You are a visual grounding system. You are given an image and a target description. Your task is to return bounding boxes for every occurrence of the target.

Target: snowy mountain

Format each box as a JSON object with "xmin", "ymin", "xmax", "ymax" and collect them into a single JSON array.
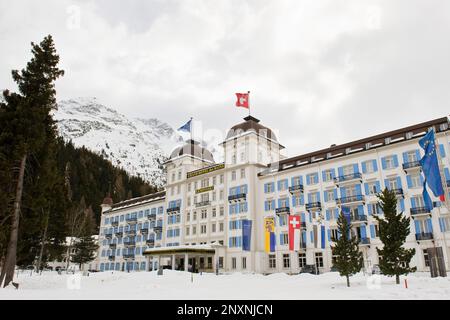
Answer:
[{"xmin": 54, "ymin": 97, "xmax": 185, "ymax": 187}]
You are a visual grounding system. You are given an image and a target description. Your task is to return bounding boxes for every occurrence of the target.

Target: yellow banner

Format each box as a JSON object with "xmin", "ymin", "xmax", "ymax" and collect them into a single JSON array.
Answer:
[{"xmin": 264, "ymin": 217, "xmax": 275, "ymax": 253}]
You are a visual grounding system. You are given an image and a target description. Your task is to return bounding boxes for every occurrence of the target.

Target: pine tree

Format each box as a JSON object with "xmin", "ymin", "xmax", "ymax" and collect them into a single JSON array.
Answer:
[
  {"xmin": 0, "ymin": 35, "xmax": 64, "ymax": 287},
  {"xmin": 71, "ymin": 206, "xmax": 98, "ymax": 271},
  {"xmin": 374, "ymin": 188, "xmax": 416, "ymax": 284},
  {"xmin": 331, "ymin": 211, "xmax": 364, "ymax": 287}
]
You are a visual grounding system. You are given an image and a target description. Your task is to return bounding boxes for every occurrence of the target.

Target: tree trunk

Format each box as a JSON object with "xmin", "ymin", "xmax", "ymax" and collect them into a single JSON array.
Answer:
[
  {"xmin": 36, "ymin": 212, "xmax": 49, "ymax": 272},
  {"xmin": 396, "ymin": 274, "xmax": 400, "ymax": 284},
  {"xmin": 346, "ymin": 275, "xmax": 350, "ymax": 287},
  {"xmin": 0, "ymin": 154, "xmax": 27, "ymax": 287}
]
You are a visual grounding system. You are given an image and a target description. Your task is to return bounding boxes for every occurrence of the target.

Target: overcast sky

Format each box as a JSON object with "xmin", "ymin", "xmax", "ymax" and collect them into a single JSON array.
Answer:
[{"xmin": 1, "ymin": 0, "xmax": 449, "ymax": 158}]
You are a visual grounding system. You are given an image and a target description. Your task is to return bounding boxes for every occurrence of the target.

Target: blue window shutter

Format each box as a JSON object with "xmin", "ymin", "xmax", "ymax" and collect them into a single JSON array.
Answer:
[
  {"xmin": 396, "ymin": 177, "xmax": 402, "ymax": 189},
  {"xmin": 301, "ymin": 212, "xmax": 306, "ymax": 222},
  {"xmin": 322, "ymin": 171, "xmax": 327, "ymax": 181},
  {"xmin": 314, "ymin": 173, "xmax": 319, "ymax": 184},
  {"xmin": 439, "ymin": 144, "xmax": 446, "ymax": 158},
  {"xmin": 326, "ymin": 210, "xmax": 330, "ymax": 221},
  {"xmin": 439, "ymin": 218, "xmax": 445, "ymax": 232},
  {"xmin": 361, "ymin": 225, "xmax": 367, "ymax": 238},
  {"xmin": 375, "ymin": 181, "xmax": 381, "ymax": 192},
  {"xmin": 338, "ymin": 167, "xmax": 344, "ymax": 177},
  {"xmin": 310, "ymin": 231, "xmax": 313, "ymax": 242},
  {"xmin": 228, "ymin": 238, "xmax": 232, "ymax": 247},
  {"xmin": 306, "ymin": 175, "xmax": 310, "ymax": 185},
  {"xmin": 323, "ymin": 191, "xmax": 327, "ymax": 202},
  {"xmin": 291, "ymin": 177, "xmax": 295, "ymax": 186},
  {"xmin": 271, "ymin": 182, "xmax": 275, "ymax": 191},
  {"xmin": 362, "ymin": 162, "xmax": 367, "ymax": 174},
  {"xmin": 357, "ymin": 205, "xmax": 364, "ymax": 216},
  {"xmin": 333, "ymin": 189, "xmax": 338, "ymax": 200},
  {"xmin": 414, "ymin": 220, "xmax": 421, "ymax": 233},
  {"xmin": 402, "ymin": 152, "xmax": 408, "ymax": 164},
  {"xmin": 381, "ymin": 157, "xmax": 387, "ymax": 170},
  {"xmin": 327, "ymin": 229, "xmax": 331, "ymax": 242},
  {"xmin": 370, "ymin": 225, "xmax": 375, "ymax": 238},
  {"xmin": 271, "ymin": 200, "xmax": 276, "ymax": 209},
  {"xmin": 364, "ymin": 183, "xmax": 369, "ymax": 195},
  {"xmin": 334, "ymin": 208, "xmax": 339, "ymax": 219},
  {"xmin": 399, "ymin": 199, "xmax": 405, "ymax": 212},
  {"xmin": 393, "ymin": 155, "xmax": 399, "ymax": 167},
  {"xmin": 309, "ymin": 213, "xmax": 312, "ymax": 223},
  {"xmin": 367, "ymin": 204, "xmax": 372, "ymax": 216},
  {"xmin": 316, "ymin": 192, "xmax": 320, "ymax": 202},
  {"xmin": 415, "ymin": 149, "xmax": 421, "ymax": 161},
  {"xmin": 308, "ymin": 193, "xmax": 312, "ymax": 203},
  {"xmin": 353, "ymin": 163, "xmax": 359, "ymax": 173},
  {"xmin": 292, "ymin": 195, "xmax": 296, "ymax": 207},
  {"xmin": 426, "ymin": 219, "xmax": 433, "ymax": 233},
  {"xmin": 264, "ymin": 184, "xmax": 268, "ymax": 193},
  {"xmin": 279, "ymin": 234, "xmax": 283, "ymax": 245},
  {"xmin": 236, "ymin": 186, "xmax": 241, "ymax": 194},
  {"xmin": 384, "ymin": 179, "xmax": 389, "ymax": 190},
  {"xmin": 411, "ymin": 198, "xmax": 416, "ymax": 208},
  {"xmin": 302, "ymin": 231, "xmax": 307, "ymax": 244},
  {"xmin": 355, "ymin": 184, "xmax": 362, "ymax": 195},
  {"xmin": 278, "ymin": 199, "xmax": 282, "ymax": 208},
  {"xmin": 277, "ymin": 180, "xmax": 281, "ymax": 190},
  {"xmin": 264, "ymin": 201, "xmax": 269, "ymax": 211},
  {"xmin": 300, "ymin": 194, "xmax": 305, "ymax": 205},
  {"xmin": 406, "ymin": 175, "xmax": 412, "ymax": 188},
  {"xmin": 340, "ymin": 187, "xmax": 347, "ymax": 198},
  {"xmin": 444, "ymin": 168, "xmax": 450, "ymax": 180},
  {"xmin": 372, "ymin": 160, "xmax": 378, "ymax": 172}
]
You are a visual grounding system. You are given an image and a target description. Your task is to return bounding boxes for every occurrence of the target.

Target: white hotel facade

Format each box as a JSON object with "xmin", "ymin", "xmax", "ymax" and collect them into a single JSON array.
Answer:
[{"xmin": 98, "ymin": 115, "xmax": 450, "ymax": 274}]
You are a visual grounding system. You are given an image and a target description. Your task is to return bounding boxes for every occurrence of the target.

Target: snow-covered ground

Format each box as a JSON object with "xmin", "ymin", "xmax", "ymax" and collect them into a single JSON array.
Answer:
[{"xmin": 1, "ymin": 270, "xmax": 449, "ymax": 300}]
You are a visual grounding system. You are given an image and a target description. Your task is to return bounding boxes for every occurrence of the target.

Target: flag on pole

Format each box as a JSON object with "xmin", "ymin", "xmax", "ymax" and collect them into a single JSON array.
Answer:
[
  {"xmin": 264, "ymin": 217, "xmax": 276, "ymax": 253},
  {"xmin": 422, "ymin": 179, "xmax": 434, "ymax": 211},
  {"xmin": 242, "ymin": 219, "xmax": 252, "ymax": 251},
  {"xmin": 178, "ymin": 119, "xmax": 192, "ymax": 133},
  {"xmin": 235, "ymin": 92, "xmax": 249, "ymax": 109},
  {"xmin": 320, "ymin": 225, "xmax": 326, "ymax": 249},
  {"xmin": 342, "ymin": 206, "xmax": 351, "ymax": 224},
  {"xmin": 288, "ymin": 215, "xmax": 301, "ymax": 251},
  {"xmin": 419, "ymin": 129, "xmax": 445, "ymax": 201}
]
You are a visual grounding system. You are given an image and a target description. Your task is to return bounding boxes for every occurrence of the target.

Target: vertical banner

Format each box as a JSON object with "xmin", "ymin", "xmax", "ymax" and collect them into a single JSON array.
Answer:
[
  {"xmin": 321, "ymin": 225, "xmax": 326, "ymax": 249},
  {"xmin": 242, "ymin": 219, "xmax": 252, "ymax": 251},
  {"xmin": 342, "ymin": 206, "xmax": 351, "ymax": 223},
  {"xmin": 288, "ymin": 215, "xmax": 301, "ymax": 251},
  {"xmin": 264, "ymin": 217, "xmax": 275, "ymax": 253},
  {"xmin": 313, "ymin": 224, "xmax": 318, "ymax": 248}
]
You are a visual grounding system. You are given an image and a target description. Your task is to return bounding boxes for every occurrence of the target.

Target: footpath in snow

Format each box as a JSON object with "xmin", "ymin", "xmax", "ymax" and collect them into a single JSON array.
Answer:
[{"xmin": 1, "ymin": 270, "xmax": 449, "ymax": 300}]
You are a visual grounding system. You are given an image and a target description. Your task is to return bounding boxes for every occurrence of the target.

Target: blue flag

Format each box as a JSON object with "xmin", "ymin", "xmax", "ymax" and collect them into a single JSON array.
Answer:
[
  {"xmin": 242, "ymin": 219, "xmax": 252, "ymax": 251},
  {"xmin": 419, "ymin": 129, "xmax": 445, "ymax": 201},
  {"xmin": 422, "ymin": 180, "xmax": 433, "ymax": 211},
  {"xmin": 178, "ymin": 119, "xmax": 192, "ymax": 133},
  {"xmin": 342, "ymin": 206, "xmax": 351, "ymax": 224}
]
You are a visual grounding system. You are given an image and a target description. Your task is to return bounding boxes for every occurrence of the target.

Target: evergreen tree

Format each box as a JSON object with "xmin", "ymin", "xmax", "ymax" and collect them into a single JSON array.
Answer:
[
  {"xmin": 374, "ymin": 188, "xmax": 416, "ymax": 284},
  {"xmin": 71, "ymin": 206, "xmax": 98, "ymax": 270},
  {"xmin": 0, "ymin": 35, "xmax": 64, "ymax": 287},
  {"xmin": 331, "ymin": 211, "xmax": 364, "ymax": 287}
]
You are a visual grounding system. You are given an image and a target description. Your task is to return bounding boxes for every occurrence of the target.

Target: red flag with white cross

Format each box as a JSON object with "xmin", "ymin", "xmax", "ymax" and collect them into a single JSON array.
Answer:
[
  {"xmin": 235, "ymin": 92, "xmax": 249, "ymax": 109},
  {"xmin": 289, "ymin": 215, "xmax": 301, "ymax": 251}
]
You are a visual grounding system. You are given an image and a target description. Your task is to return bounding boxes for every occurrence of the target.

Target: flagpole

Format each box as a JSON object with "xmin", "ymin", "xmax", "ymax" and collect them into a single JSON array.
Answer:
[
  {"xmin": 247, "ymin": 91, "xmax": 251, "ymax": 117},
  {"xmin": 190, "ymin": 117, "xmax": 193, "ymax": 142}
]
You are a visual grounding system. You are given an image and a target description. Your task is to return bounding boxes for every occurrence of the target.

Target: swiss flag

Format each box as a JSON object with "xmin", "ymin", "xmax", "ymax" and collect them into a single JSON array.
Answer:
[
  {"xmin": 288, "ymin": 215, "xmax": 301, "ymax": 251},
  {"xmin": 235, "ymin": 92, "xmax": 249, "ymax": 109}
]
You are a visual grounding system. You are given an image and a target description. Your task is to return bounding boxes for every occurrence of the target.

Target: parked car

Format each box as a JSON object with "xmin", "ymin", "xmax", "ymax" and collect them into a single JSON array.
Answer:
[{"xmin": 299, "ymin": 265, "xmax": 319, "ymax": 275}]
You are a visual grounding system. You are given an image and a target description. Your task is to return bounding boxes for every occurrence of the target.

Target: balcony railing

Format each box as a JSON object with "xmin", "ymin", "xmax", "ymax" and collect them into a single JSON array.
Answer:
[
  {"xmin": 125, "ymin": 229, "xmax": 136, "ymax": 236},
  {"xmin": 402, "ymin": 161, "xmax": 421, "ymax": 171},
  {"xmin": 140, "ymin": 227, "xmax": 149, "ymax": 234},
  {"xmin": 410, "ymin": 207, "xmax": 431, "ymax": 216},
  {"xmin": 358, "ymin": 238, "xmax": 371, "ymax": 245},
  {"xmin": 153, "ymin": 226, "xmax": 163, "ymax": 233},
  {"xmin": 111, "ymin": 220, "xmax": 119, "ymax": 227},
  {"xmin": 147, "ymin": 213, "xmax": 156, "ymax": 220},
  {"xmin": 123, "ymin": 253, "xmax": 135, "ymax": 259},
  {"xmin": 275, "ymin": 207, "xmax": 290, "ymax": 215},
  {"xmin": 104, "ymin": 232, "xmax": 113, "ymax": 239},
  {"xmin": 351, "ymin": 215, "xmax": 368, "ymax": 224},
  {"xmin": 108, "ymin": 255, "xmax": 115, "ymax": 261},
  {"xmin": 167, "ymin": 206, "xmax": 181, "ymax": 214},
  {"xmin": 288, "ymin": 184, "xmax": 304, "ymax": 194},
  {"xmin": 146, "ymin": 239, "xmax": 155, "ymax": 246},
  {"xmin": 336, "ymin": 195, "xmax": 365, "ymax": 205},
  {"xmin": 109, "ymin": 243, "xmax": 117, "ymax": 249},
  {"xmin": 391, "ymin": 188, "xmax": 404, "ymax": 197},
  {"xmin": 333, "ymin": 173, "xmax": 362, "ymax": 185},
  {"xmin": 195, "ymin": 201, "xmax": 211, "ymax": 208},
  {"xmin": 305, "ymin": 202, "xmax": 321, "ymax": 211},
  {"xmin": 228, "ymin": 193, "xmax": 247, "ymax": 203},
  {"xmin": 123, "ymin": 240, "xmax": 136, "ymax": 247},
  {"xmin": 114, "ymin": 231, "xmax": 123, "ymax": 238},
  {"xmin": 125, "ymin": 216, "xmax": 137, "ymax": 223},
  {"xmin": 415, "ymin": 233, "xmax": 433, "ymax": 241}
]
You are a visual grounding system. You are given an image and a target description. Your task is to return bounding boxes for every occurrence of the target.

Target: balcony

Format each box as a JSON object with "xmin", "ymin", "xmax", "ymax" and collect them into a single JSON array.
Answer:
[
  {"xmin": 153, "ymin": 226, "xmax": 163, "ymax": 233},
  {"xmin": 415, "ymin": 232, "xmax": 433, "ymax": 241},
  {"xmin": 123, "ymin": 253, "xmax": 135, "ymax": 259},
  {"xmin": 228, "ymin": 193, "xmax": 247, "ymax": 203},
  {"xmin": 447, "ymin": 180, "xmax": 450, "ymax": 188},
  {"xmin": 410, "ymin": 207, "xmax": 431, "ymax": 217},
  {"xmin": 111, "ymin": 220, "xmax": 119, "ymax": 227},
  {"xmin": 275, "ymin": 206, "xmax": 290, "ymax": 215},
  {"xmin": 358, "ymin": 238, "xmax": 371, "ymax": 246},
  {"xmin": 123, "ymin": 240, "xmax": 136, "ymax": 247},
  {"xmin": 114, "ymin": 231, "xmax": 123, "ymax": 238},
  {"xmin": 351, "ymin": 215, "xmax": 368, "ymax": 224},
  {"xmin": 147, "ymin": 212, "xmax": 156, "ymax": 220},
  {"xmin": 305, "ymin": 202, "xmax": 322, "ymax": 211},
  {"xmin": 108, "ymin": 255, "xmax": 115, "ymax": 261},
  {"xmin": 146, "ymin": 238, "xmax": 155, "ymax": 246},
  {"xmin": 392, "ymin": 188, "xmax": 404, "ymax": 198},
  {"xmin": 140, "ymin": 227, "xmax": 149, "ymax": 234},
  {"xmin": 125, "ymin": 216, "xmax": 137, "ymax": 224},
  {"xmin": 109, "ymin": 243, "xmax": 117, "ymax": 249},
  {"xmin": 167, "ymin": 206, "xmax": 181, "ymax": 214},
  {"xmin": 104, "ymin": 232, "xmax": 113, "ymax": 239},
  {"xmin": 195, "ymin": 201, "xmax": 211, "ymax": 208},
  {"xmin": 402, "ymin": 161, "xmax": 421, "ymax": 172},
  {"xmin": 125, "ymin": 229, "xmax": 136, "ymax": 236},
  {"xmin": 300, "ymin": 222, "xmax": 306, "ymax": 229},
  {"xmin": 333, "ymin": 173, "xmax": 362, "ymax": 186},
  {"xmin": 336, "ymin": 195, "xmax": 365, "ymax": 205},
  {"xmin": 288, "ymin": 184, "xmax": 304, "ymax": 194}
]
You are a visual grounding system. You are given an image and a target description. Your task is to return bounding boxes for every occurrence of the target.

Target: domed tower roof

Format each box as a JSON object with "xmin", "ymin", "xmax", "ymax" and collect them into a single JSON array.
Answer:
[
  {"xmin": 102, "ymin": 193, "xmax": 113, "ymax": 206},
  {"xmin": 169, "ymin": 139, "xmax": 215, "ymax": 162},
  {"xmin": 225, "ymin": 116, "xmax": 281, "ymax": 146}
]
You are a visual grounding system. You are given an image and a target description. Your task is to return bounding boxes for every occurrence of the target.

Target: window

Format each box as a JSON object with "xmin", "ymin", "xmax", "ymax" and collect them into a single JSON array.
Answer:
[
  {"xmin": 325, "ymin": 190, "xmax": 335, "ymax": 202},
  {"xmin": 423, "ymin": 249, "xmax": 430, "ymax": 267},
  {"xmin": 309, "ymin": 192, "xmax": 319, "ymax": 203},
  {"xmin": 330, "ymin": 228, "xmax": 338, "ymax": 241},
  {"xmin": 268, "ymin": 254, "xmax": 276, "ymax": 269},
  {"xmin": 172, "ymin": 173, "xmax": 175, "ymax": 182},
  {"xmin": 187, "ymin": 197, "xmax": 191, "ymax": 206},
  {"xmin": 220, "ymin": 190, "xmax": 224, "ymax": 200},
  {"xmin": 212, "ymin": 191, "xmax": 216, "ymax": 201},
  {"xmin": 323, "ymin": 170, "xmax": 333, "ymax": 182},
  {"xmin": 212, "ymin": 223, "xmax": 216, "ymax": 233},
  {"xmin": 298, "ymin": 253, "xmax": 306, "ymax": 268},
  {"xmin": 186, "ymin": 227, "xmax": 190, "ymax": 236},
  {"xmin": 281, "ymin": 233, "xmax": 289, "ymax": 245},
  {"xmin": 343, "ymin": 164, "xmax": 355, "ymax": 175},
  {"xmin": 279, "ymin": 197, "xmax": 289, "ymax": 208},
  {"xmin": 307, "ymin": 173, "xmax": 318, "ymax": 185},
  {"xmin": 232, "ymin": 257, "xmax": 237, "ymax": 269},
  {"xmin": 188, "ymin": 183, "xmax": 191, "ymax": 192},
  {"xmin": 387, "ymin": 178, "xmax": 400, "ymax": 190},
  {"xmin": 186, "ymin": 212, "xmax": 190, "ymax": 221},
  {"xmin": 242, "ymin": 257, "xmax": 247, "ymax": 269},
  {"xmin": 232, "ymin": 154, "xmax": 237, "ymax": 164},
  {"xmin": 201, "ymin": 210, "xmax": 207, "ymax": 220},
  {"xmin": 220, "ymin": 174, "xmax": 224, "ymax": 184},
  {"xmin": 363, "ymin": 160, "xmax": 375, "ymax": 173},
  {"xmin": 177, "ymin": 185, "xmax": 180, "ymax": 194},
  {"xmin": 201, "ymin": 225, "xmax": 207, "ymax": 234},
  {"xmin": 231, "ymin": 171, "xmax": 236, "ymax": 181},
  {"xmin": 412, "ymin": 195, "xmax": 425, "ymax": 208},
  {"xmin": 283, "ymin": 254, "xmax": 290, "ymax": 268},
  {"xmin": 240, "ymin": 168, "xmax": 246, "ymax": 178},
  {"xmin": 192, "ymin": 226, "xmax": 197, "ymax": 235},
  {"xmin": 265, "ymin": 182, "xmax": 274, "ymax": 193},
  {"xmin": 212, "ymin": 208, "xmax": 216, "ymax": 217},
  {"xmin": 213, "ymin": 177, "xmax": 216, "ymax": 185},
  {"xmin": 178, "ymin": 170, "xmax": 182, "ymax": 180},
  {"xmin": 384, "ymin": 156, "xmax": 396, "ymax": 169},
  {"xmin": 292, "ymin": 176, "xmax": 302, "ymax": 186},
  {"xmin": 278, "ymin": 179, "xmax": 288, "ymax": 191},
  {"xmin": 369, "ymin": 203, "xmax": 383, "ymax": 215},
  {"xmin": 220, "ymin": 206, "xmax": 224, "ymax": 216},
  {"xmin": 219, "ymin": 222, "xmax": 224, "ymax": 232},
  {"xmin": 279, "ymin": 215, "xmax": 287, "ymax": 226},
  {"xmin": 219, "ymin": 257, "xmax": 224, "ymax": 268},
  {"xmin": 405, "ymin": 151, "xmax": 418, "ymax": 163},
  {"xmin": 315, "ymin": 252, "xmax": 324, "ymax": 268},
  {"xmin": 240, "ymin": 152, "xmax": 245, "ymax": 162},
  {"xmin": 367, "ymin": 182, "xmax": 378, "ymax": 195},
  {"xmin": 193, "ymin": 211, "xmax": 197, "ymax": 220},
  {"xmin": 410, "ymin": 174, "xmax": 421, "ymax": 188}
]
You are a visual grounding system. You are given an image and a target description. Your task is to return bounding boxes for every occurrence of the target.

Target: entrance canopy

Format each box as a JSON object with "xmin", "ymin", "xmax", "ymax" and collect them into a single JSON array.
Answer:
[{"xmin": 143, "ymin": 244, "xmax": 216, "ymax": 256}]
